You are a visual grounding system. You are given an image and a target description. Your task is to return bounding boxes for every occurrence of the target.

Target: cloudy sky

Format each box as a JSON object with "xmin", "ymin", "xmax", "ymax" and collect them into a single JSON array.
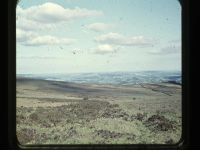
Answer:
[{"xmin": 17, "ymin": 0, "xmax": 181, "ymax": 74}]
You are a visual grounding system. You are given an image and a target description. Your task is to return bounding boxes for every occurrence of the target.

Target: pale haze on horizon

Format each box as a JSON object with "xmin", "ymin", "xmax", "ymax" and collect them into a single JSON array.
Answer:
[{"xmin": 16, "ymin": 0, "xmax": 181, "ymax": 74}]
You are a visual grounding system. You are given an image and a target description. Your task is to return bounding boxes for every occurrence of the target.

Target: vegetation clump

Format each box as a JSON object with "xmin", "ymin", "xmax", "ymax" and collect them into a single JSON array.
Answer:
[
  {"xmin": 83, "ymin": 96, "xmax": 89, "ymax": 100},
  {"xmin": 94, "ymin": 129, "xmax": 135, "ymax": 140},
  {"xmin": 145, "ymin": 115, "xmax": 174, "ymax": 131},
  {"xmin": 17, "ymin": 128, "xmax": 36, "ymax": 144},
  {"xmin": 134, "ymin": 113, "xmax": 146, "ymax": 121}
]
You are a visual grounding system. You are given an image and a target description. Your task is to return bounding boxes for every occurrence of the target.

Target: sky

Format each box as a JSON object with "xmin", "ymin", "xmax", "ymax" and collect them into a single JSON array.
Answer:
[{"xmin": 16, "ymin": 0, "xmax": 181, "ymax": 74}]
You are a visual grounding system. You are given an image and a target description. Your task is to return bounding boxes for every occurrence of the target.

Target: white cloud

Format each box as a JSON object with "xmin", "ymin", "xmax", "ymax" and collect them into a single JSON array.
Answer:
[
  {"xmin": 149, "ymin": 44, "xmax": 181, "ymax": 55},
  {"xmin": 17, "ymin": 17, "xmax": 53, "ymax": 31},
  {"xmin": 95, "ymin": 32, "xmax": 154, "ymax": 47},
  {"xmin": 93, "ymin": 44, "xmax": 118, "ymax": 54},
  {"xmin": 24, "ymin": 35, "xmax": 75, "ymax": 46},
  {"xmin": 87, "ymin": 23, "xmax": 112, "ymax": 32},
  {"xmin": 16, "ymin": 29, "xmax": 37, "ymax": 42},
  {"xmin": 17, "ymin": 29, "xmax": 75, "ymax": 46},
  {"xmin": 161, "ymin": 45, "xmax": 181, "ymax": 54},
  {"xmin": 16, "ymin": 2, "xmax": 103, "ymax": 31}
]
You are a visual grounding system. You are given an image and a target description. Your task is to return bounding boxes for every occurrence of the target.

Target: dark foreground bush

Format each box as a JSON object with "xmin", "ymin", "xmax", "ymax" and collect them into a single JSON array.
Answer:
[{"xmin": 145, "ymin": 114, "xmax": 174, "ymax": 131}]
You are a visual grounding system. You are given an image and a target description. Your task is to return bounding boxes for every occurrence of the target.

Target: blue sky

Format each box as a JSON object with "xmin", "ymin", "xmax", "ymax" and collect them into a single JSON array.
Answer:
[{"xmin": 16, "ymin": 0, "xmax": 181, "ymax": 74}]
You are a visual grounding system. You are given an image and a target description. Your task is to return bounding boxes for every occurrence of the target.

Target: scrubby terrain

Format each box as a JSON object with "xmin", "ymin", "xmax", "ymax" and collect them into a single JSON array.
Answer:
[{"xmin": 16, "ymin": 78, "xmax": 182, "ymax": 144}]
